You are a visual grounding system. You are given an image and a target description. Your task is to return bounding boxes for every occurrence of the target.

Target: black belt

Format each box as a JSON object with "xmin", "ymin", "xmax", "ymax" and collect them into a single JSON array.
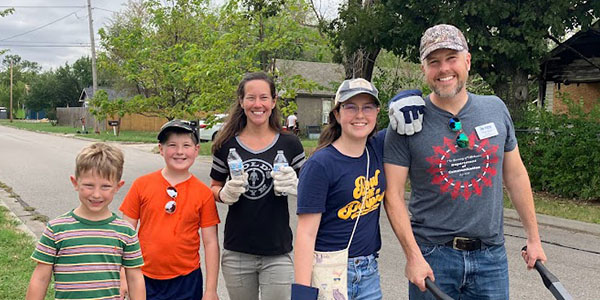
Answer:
[{"xmin": 444, "ymin": 237, "xmax": 485, "ymax": 251}]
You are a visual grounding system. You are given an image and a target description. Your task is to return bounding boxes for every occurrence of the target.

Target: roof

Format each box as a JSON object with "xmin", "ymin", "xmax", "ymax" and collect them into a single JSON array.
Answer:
[
  {"xmin": 541, "ymin": 21, "xmax": 600, "ymax": 83},
  {"xmin": 79, "ymin": 87, "xmax": 129, "ymax": 102},
  {"xmin": 274, "ymin": 59, "xmax": 345, "ymax": 97}
]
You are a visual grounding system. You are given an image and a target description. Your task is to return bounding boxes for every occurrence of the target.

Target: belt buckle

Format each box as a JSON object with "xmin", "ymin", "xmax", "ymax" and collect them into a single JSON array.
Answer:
[{"xmin": 452, "ymin": 237, "xmax": 470, "ymax": 250}]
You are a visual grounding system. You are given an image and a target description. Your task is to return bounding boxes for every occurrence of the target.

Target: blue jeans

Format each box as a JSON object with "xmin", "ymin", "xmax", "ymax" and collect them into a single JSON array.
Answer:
[
  {"xmin": 347, "ymin": 254, "xmax": 382, "ymax": 300},
  {"xmin": 409, "ymin": 244, "xmax": 509, "ymax": 300}
]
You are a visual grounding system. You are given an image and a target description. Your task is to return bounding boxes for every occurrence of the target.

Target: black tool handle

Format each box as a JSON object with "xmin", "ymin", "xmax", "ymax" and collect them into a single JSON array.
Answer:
[
  {"xmin": 425, "ymin": 278, "xmax": 453, "ymax": 300},
  {"xmin": 521, "ymin": 246, "xmax": 559, "ymax": 289}
]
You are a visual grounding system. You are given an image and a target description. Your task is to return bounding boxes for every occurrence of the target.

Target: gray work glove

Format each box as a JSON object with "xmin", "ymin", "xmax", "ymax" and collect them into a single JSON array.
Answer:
[
  {"xmin": 219, "ymin": 172, "xmax": 248, "ymax": 205},
  {"xmin": 270, "ymin": 166, "xmax": 298, "ymax": 196},
  {"xmin": 389, "ymin": 89, "xmax": 425, "ymax": 135}
]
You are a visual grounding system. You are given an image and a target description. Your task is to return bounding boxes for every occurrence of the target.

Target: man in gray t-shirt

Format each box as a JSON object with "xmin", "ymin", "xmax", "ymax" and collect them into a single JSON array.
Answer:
[{"xmin": 383, "ymin": 24, "xmax": 547, "ymax": 300}]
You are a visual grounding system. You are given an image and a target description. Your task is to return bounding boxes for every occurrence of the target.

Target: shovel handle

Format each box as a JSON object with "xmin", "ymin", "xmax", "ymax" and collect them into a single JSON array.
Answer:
[
  {"xmin": 425, "ymin": 278, "xmax": 453, "ymax": 300},
  {"xmin": 521, "ymin": 246, "xmax": 559, "ymax": 288}
]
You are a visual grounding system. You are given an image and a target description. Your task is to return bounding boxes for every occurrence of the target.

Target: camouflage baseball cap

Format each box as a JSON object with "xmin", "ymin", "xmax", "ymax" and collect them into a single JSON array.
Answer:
[
  {"xmin": 419, "ymin": 24, "xmax": 468, "ymax": 61},
  {"xmin": 334, "ymin": 78, "xmax": 380, "ymax": 105}
]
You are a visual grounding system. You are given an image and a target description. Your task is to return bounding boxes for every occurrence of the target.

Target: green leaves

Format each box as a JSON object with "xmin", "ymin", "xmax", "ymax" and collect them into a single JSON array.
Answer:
[
  {"xmin": 516, "ymin": 94, "xmax": 600, "ymax": 200},
  {"xmin": 96, "ymin": 0, "xmax": 321, "ymax": 120}
]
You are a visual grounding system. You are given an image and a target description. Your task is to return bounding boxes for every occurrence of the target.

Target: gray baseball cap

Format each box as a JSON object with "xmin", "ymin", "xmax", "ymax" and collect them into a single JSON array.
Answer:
[
  {"xmin": 419, "ymin": 24, "xmax": 469, "ymax": 61},
  {"xmin": 334, "ymin": 78, "xmax": 380, "ymax": 105}
]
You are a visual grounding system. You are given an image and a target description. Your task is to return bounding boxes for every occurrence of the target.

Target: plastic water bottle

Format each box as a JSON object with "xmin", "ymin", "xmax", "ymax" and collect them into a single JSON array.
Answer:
[
  {"xmin": 227, "ymin": 148, "xmax": 248, "ymax": 191},
  {"xmin": 273, "ymin": 150, "xmax": 289, "ymax": 196}
]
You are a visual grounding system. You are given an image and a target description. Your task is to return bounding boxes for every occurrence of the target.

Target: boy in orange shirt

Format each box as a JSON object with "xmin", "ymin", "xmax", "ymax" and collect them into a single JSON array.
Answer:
[{"xmin": 120, "ymin": 120, "xmax": 221, "ymax": 300}]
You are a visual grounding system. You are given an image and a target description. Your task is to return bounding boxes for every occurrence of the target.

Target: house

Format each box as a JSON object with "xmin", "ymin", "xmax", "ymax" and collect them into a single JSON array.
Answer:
[
  {"xmin": 539, "ymin": 22, "xmax": 600, "ymax": 113},
  {"xmin": 274, "ymin": 59, "xmax": 345, "ymax": 133},
  {"xmin": 79, "ymin": 86, "xmax": 125, "ymax": 107}
]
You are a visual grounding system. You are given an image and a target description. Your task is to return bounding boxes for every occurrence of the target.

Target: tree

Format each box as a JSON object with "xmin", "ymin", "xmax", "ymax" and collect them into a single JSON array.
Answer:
[
  {"xmin": 0, "ymin": 55, "xmax": 40, "ymax": 116},
  {"xmin": 97, "ymin": 0, "xmax": 323, "ymax": 120},
  {"xmin": 329, "ymin": 0, "xmax": 600, "ymax": 120},
  {"xmin": 24, "ymin": 56, "xmax": 93, "ymax": 116}
]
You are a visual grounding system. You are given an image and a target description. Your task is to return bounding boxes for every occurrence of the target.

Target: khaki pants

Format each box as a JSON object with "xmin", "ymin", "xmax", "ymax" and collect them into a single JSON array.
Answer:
[{"xmin": 222, "ymin": 249, "xmax": 293, "ymax": 300}]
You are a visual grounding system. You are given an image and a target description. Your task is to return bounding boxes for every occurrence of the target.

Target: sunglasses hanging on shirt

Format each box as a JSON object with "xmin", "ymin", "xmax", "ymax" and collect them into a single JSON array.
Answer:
[
  {"xmin": 165, "ymin": 186, "xmax": 177, "ymax": 214},
  {"xmin": 448, "ymin": 117, "xmax": 469, "ymax": 149}
]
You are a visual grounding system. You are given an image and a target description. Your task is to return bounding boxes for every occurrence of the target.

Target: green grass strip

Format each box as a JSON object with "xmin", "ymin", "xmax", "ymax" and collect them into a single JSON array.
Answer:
[{"xmin": 0, "ymin": 206, "xmax": 53, "ymax": 299}]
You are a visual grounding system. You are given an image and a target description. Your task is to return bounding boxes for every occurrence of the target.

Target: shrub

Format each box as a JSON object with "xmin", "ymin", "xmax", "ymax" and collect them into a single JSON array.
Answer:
[{"xmin": 516, "ymin": 92, "xmax": 600, "ymax": 200}]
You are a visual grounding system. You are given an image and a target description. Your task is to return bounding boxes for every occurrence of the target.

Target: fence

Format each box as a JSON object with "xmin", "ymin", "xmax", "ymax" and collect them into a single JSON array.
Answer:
[
  {"xmin": 56, "ymin": 107, "xmax": 167, "ymax": 132},
  {"xmin": 56, "ymin": 107, "xmax": 105, "ymax": 131}
]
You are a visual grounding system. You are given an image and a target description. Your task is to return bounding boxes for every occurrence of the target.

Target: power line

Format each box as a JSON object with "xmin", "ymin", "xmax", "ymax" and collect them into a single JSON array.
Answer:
[
  {"xmin": 0, "ymin": 9, "xmax": 84, "ymax": 42},
  {"xmin": 0, "ymin": 6, "xmax": 86, "ymax": 9},
  {"xmin": 0, "ymin": 45, "xmax": 92, "ymax": 48}
]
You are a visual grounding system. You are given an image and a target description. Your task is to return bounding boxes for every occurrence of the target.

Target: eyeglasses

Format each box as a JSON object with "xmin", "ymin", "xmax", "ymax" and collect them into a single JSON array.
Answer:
[
  {"xmin": 340, "ymin": 103, "xmax": 379, "ymax": 116},
  {"xmin": 448, "ymin": 117, "xmax": 469, "ymax": 149},
  {"xmin": 165, "ymin": 186, "xmax": 177, "ymax": 214}
]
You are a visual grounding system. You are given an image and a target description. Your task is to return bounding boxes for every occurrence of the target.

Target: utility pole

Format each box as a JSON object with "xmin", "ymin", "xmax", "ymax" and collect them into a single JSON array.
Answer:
[
  {"xmin": 86, "ymin": 0, "xmax": 99, "ymax": 133},
  {"xmin": 9, "ymin": 60, "xmax": 13, "ymax": 123},
  {"xmin": 86, "ymin": 0, "xmax": 98, "ymax": 95}
]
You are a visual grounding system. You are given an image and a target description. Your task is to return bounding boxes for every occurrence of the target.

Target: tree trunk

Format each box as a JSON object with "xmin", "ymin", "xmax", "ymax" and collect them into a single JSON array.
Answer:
[
  {"xmin": 492, "ymin": 68, "xmax": 529, "ymax": 123},
  {"xmin": 344, "ymin": 48, "xmax": 380, "ymax": 80}
]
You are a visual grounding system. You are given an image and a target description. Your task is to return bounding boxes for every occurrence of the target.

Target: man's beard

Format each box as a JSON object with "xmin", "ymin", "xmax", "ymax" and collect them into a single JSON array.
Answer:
[{"xmin": 433, "ymin": 80, "xmax": 465, "ymax": 99}]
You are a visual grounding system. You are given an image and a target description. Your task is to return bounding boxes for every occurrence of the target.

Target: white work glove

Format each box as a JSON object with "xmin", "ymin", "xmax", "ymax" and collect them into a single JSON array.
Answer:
[
  {"xmin": 219, "ymin": 173, "xmax": 248, "ymax": 205},
  {"xmin": 388, "ymin": 89, "xmax": 425, "ymax": 136},
  {"xmin": 270, "ymin": 166, "xmax": 298, "ymax": 196}
]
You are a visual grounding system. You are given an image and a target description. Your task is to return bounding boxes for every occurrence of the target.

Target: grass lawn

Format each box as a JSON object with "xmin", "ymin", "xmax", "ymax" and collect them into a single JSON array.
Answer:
[
  {"xmin": 0, "ymin": 206, "xmax": 53, "ymax": 300},
  {"xmin": 0, "ymin": 120, "xmax": 157, "ymax": 143},
  {"xmin": 504, "ymin": 192, "xmax": 600, "ymax": 224}
]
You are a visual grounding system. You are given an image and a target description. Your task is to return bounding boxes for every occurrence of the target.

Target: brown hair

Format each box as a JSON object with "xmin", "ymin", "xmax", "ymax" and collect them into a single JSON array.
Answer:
[
  {"xmin": 75, "ymin": 142, "xmax": 124, "ymax": 182},
  {"xmin": 316, "ymin": 97, "xmax": 379, "ymax": 151},
  {"xmin": 212, "ymin": 72, "xmax": 283, "ymax": 153}
]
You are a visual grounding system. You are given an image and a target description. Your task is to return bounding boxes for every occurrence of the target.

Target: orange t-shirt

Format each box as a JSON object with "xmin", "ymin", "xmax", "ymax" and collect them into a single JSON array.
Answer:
[{"xmin": 120, "ymin": 170, "xmax": 220, "ymax": 279}]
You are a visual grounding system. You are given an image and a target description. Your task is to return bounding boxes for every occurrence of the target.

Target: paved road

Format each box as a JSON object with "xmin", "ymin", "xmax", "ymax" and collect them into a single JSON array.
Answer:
[{"xmin": 1, "ymin": 124, "xmax": 599, "ymax": 299}]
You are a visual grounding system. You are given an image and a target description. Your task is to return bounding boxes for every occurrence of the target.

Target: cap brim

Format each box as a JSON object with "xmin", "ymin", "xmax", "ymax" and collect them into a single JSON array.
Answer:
[
  {"xmin": 420, "ymin": 43, "xmax": 466, "ymax": 61},
  {"xmin": 336, "ymin": 90, "xmax": 380, "ymax": 105}
]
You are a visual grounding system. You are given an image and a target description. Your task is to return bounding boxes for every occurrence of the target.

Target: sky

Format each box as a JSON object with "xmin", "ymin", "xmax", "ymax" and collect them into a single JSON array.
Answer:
[{"xmin": 0, "ymin": 0, "xmax": 341, "ymax": 71}]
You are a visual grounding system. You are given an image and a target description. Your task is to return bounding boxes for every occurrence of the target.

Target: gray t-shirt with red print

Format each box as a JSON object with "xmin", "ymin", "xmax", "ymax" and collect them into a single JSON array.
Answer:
[{"xmin": 384, "ymin": 93, "xmax": 517, "ymax": 246}]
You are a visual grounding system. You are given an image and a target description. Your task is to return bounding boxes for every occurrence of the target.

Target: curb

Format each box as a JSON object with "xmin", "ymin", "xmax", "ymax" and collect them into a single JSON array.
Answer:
[
  {"xmin": 0, "ymin": 196, "xmax": 38, "ymax": 240},
  {"xmin": 504, "ymin": 208, "xmax": 600, "ymax": 236},
  {"xmin": 0, "ymin": 189, "xmax": 46, "ymax": 240}
]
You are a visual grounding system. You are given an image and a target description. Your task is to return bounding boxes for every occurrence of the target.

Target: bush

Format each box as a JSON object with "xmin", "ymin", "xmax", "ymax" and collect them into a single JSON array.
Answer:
[{"xmin": 516, "ymin": 93, "xmax": 600, "ymax": 200}]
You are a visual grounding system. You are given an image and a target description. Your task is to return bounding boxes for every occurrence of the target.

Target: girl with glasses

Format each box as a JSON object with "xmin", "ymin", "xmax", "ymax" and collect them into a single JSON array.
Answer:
[{"xmin": 293, "ymin": 78, "xmax": 387, "ymax": 300}]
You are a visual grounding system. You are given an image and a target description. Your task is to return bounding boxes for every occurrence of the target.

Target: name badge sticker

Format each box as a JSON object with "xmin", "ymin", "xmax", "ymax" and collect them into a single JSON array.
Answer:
[{"xmin": 475, "ymin": 122, "xmax": 499, "ymax": 140}]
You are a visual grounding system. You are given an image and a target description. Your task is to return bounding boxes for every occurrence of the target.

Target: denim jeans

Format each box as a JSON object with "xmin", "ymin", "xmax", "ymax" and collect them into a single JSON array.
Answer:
[
  {"xmin": 409, "ymin": 244, "xmax": 509, "ymax": 300},
  {"xmin": 347, "ymin": 254, "xmax": 383, "ymax": 300},
  {"xmin": 221, "ymin": 249, "xmax": 293, "ymax": 300}
]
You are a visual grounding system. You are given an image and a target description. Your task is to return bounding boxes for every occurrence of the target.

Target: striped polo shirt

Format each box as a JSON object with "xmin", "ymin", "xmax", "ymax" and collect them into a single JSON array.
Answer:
[{"xmin": 32, "ymin": 211, "xmax": 144, "ymax": 300}]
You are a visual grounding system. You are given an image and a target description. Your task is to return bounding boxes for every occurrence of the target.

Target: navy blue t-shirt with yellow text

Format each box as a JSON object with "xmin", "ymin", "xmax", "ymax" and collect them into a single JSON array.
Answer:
[{"xmin": 297, "ymin": 130, "xmax": 386, "ymax": 258}]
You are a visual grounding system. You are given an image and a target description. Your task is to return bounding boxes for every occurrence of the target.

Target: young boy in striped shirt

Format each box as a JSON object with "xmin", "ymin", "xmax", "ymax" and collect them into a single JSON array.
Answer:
[{"xmin": 26, "ymin": 142, "xmax": 145, "ymax": 300}]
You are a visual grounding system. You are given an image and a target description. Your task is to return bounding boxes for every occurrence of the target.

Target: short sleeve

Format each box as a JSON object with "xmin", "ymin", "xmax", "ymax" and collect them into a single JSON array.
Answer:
[
  {"xmin": 122, "ymin": 228, "xmax": 144, "ymax": 268},
  {"xmin": 210, "ymin": 146, "xmax": 229, "ymax": 182},
  {"xmin": 120, "ymin": 178, "xmax": 142, "ymax": 219},
  {"xmin": 31, "ymin": 224, "xmax": 57, "ymax": 265},
  {"xmin": 503, "ymin": 105, "xmax": 517, "ymax": 152},
  {"xmin": 288, "ymin": 136, "xmax": 306, "ymax": 173},
  {"xmin": 383, "ymin": 125, "xmax": 411, "ymax": 167},
  {"xmin": 297, "ymin": 158, "xmax": 329, "ymax": 214},
  {"xmin": 199, "ymin": 189, "xmax": 220, "ymax": 228}
]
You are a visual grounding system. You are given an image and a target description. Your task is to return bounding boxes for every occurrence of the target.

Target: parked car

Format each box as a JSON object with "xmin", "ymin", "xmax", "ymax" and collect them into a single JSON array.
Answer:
[{"xmin": 198, "ymin": 114, "xmax": 227, "ymax": 142}]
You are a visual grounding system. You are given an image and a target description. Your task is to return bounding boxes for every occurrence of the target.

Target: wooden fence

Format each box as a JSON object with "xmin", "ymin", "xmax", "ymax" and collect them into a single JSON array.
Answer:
[{"xmin": 56, "ymin": 107, "xmax": 167, "ymax": 132}]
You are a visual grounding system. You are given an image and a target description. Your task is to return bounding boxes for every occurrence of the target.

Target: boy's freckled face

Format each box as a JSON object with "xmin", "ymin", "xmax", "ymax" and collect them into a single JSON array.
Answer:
[
  {"xmin": 159, "ymin": 133, "xmax": 199, "ymax": 172},
  {"xmin": 70, "ymin": 171, "xmax": 124, "ymax": 220}
]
